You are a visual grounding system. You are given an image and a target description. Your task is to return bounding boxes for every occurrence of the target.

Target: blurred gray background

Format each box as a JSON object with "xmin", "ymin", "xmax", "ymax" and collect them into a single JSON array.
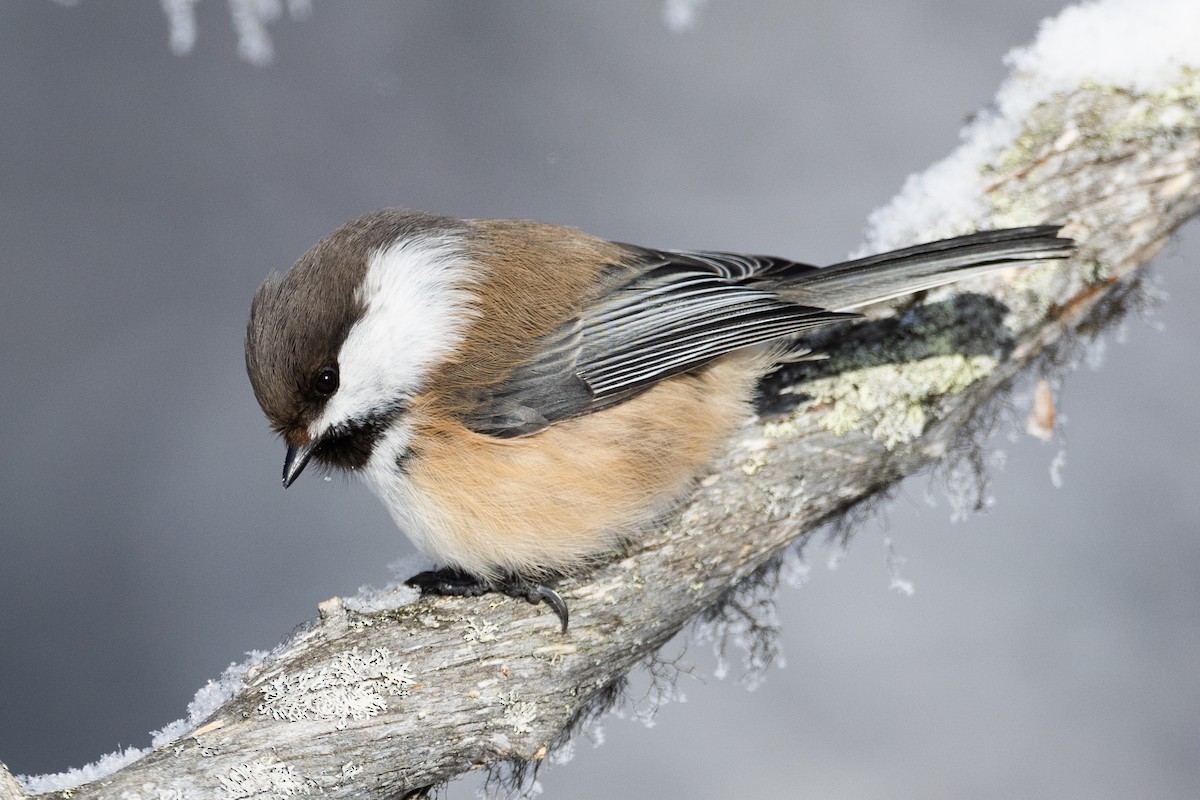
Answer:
[{"xmin": 2, "ymin": 2, "xmax": 1197, "ymax": 797}]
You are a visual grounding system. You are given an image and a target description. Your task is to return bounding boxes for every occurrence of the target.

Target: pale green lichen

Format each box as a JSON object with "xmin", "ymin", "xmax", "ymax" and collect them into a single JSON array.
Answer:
[
  {"xmin": 219, "ymin": 758, "xmax": 314, "ymax": 798},
  {"xmin": 761, "ymin": 418, "xmax": 798, "ymax": 439},
  {"xmin": 1003, "ymin": 258, "xmax": 1076, "ymax": 325},
  {"xmin": 498, "ymin": 691, "xmax": 538, "ymax": 734},
  {"xmin": 980, "ymin": 66, "xmax": 1200, "ymax": 325},
  {"xmin": 257, "ymin": 647, "xmax": 413, "ymax": 730},
  {"xmin": 986, "ymin": 67, "xmax": 1200, "ymax": 233},
  {"xmin": 800, "ymin": 354, "xmax": 997, "ymax": 449},
  {"xmin": 461, "ymin": 616, "xmax": 500, "ymax": 643},
  {"xmin": 740, "ymin": 450, "xmax": 768, "ymax": 476},
  {"xmin": 1097, "ymin": 69, "xmax": 1200, "ymax": 147}
]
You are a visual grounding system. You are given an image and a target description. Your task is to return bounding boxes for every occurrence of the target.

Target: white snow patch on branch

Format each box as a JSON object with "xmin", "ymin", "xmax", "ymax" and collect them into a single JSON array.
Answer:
[
  {"xmin": 343, "ymin": 555, "xmax": 427, "ymax": 612},
  {"xmin": 18, "ymin": 651, "xmax": 268, "ymax": 795},
  {"xmin": 18, "ymin": 747, "xmax": 150, "ymax": 797},
  {"xmin": 861, "ymin": 0, "xmax": 1200, "ymax": 254}
]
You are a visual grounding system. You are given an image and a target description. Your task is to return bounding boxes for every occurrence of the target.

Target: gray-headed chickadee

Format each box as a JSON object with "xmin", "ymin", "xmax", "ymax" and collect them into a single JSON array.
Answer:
[{"xmin": 245, "ymin": 209, "xmax": 1074, "ymax": 630}]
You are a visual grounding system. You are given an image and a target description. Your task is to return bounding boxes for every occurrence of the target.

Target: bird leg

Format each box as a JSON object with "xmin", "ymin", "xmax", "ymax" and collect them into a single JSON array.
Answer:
[{"xmin": 405, "ymin": 567, "xmax": 569, "ymax": 633}]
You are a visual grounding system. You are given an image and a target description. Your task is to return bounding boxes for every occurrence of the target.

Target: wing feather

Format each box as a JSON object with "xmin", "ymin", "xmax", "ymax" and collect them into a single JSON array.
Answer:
[{"xmin": 465, "ymin": 247, "xmax": 853, "ymax": 437}]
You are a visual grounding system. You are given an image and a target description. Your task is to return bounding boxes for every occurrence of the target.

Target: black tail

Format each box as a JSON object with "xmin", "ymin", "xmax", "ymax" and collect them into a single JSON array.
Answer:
[{"xmin": 774, "ymin": 226, "xmax": 1075, "ymax": 311}]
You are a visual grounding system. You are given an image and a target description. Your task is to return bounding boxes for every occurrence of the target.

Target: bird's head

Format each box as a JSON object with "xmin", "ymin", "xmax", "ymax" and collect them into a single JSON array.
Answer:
[{"xmin": 244, "ymin": 209, "xmax": 478, "ymax": 486}]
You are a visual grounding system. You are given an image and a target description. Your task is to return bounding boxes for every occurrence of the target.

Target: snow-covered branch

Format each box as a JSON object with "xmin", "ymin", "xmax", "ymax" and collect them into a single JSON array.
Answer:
[{"xmin": 7, "ymin": 1, "xmax": 1200, "ymax": 796}]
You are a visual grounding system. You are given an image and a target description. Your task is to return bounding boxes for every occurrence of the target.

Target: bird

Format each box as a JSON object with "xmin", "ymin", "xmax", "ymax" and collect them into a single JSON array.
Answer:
[{"xmin": 245, "ymin": 209, "xmax": 1074, "ymax": 632}]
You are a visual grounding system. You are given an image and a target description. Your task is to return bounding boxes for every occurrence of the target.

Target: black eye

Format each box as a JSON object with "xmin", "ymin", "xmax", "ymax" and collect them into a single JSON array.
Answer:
[{"xmin": 313, "ymin": 365, "xmax": 339, "ymax": 396}]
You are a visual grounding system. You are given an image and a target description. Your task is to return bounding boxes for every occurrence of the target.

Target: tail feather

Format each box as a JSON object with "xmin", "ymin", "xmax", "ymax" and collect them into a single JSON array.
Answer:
[{"xmin": 775, "ymin": 226, "xmax": 1075, "ymax": 311}]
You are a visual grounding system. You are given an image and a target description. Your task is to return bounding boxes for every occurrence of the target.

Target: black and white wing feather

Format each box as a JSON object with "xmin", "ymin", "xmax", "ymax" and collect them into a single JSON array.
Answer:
[
  {"xmin": 574, "ymin": 254, "xmax": 849, "ymax": 398},
  {"xmin": 466, "ymin": 247, "xmax": 853, "ymax": 437}
]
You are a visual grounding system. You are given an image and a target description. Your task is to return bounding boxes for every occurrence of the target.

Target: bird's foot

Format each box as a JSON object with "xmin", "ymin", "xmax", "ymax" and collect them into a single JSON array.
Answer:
[
  {"xmin": 405, "ymin": 567, "xmax": 491, "ymax": 597},
  {"xmin": 405, "ymin": 567, "xmax": 569, "ymax": 633}
]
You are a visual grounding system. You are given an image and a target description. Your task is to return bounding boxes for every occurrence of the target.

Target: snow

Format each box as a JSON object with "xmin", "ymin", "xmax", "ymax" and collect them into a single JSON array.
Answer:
[
  {"xmin": 17, "ymin": 747, "xmax": 150, "ymax": 797},
  {"xmin": 18, "ymin": 651, "xmax": 268, "ymax": 794},
  {"xmin": 159, "ymin": 0, "xmax": 312, "ymax": 65},
  {"xmin": 662, "ymin": 0, "xmax": 710, "ymax": 32},
  {"xmin": 861, "ymin": 0, "xmax": 1200, "ymax": 253},
  {"xmin": 884, "ymin": 538, "xmax": 916, "ymax": 597},
  {"xmin": 1006, "ymin": 0, "xmax": 1200, "ymax": 95},
  {"xmin": 1049, "ymin": 448, "xmax": 1069, "ymax": 488},
  {"xmin": 343, "ymin": 555, "xmax": 429, "ymax": 613}
]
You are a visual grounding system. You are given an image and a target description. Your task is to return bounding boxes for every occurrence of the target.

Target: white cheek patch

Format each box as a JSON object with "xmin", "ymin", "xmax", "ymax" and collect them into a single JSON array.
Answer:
[{"xmin": 311, "ymin": 234, "xmax": 480, "ymax": 437}]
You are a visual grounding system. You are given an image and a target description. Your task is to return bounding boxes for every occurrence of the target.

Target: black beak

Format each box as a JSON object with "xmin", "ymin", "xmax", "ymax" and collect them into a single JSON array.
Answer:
[{"xmin": 283, "ymin": 440, "xmax": 317, "ymax": 488}]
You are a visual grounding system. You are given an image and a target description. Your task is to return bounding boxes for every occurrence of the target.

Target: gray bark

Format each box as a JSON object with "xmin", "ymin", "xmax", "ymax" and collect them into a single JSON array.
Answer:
[
  {"xmin": 0, "ymin": 763, "xmax": 23, "ymax": 800},
  {"xmin": 6, "ymin": 77, "xmax": 1199, "ymax": 799}
]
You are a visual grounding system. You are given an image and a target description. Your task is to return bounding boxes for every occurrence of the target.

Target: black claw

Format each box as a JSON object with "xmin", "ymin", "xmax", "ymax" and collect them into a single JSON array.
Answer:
[
  {"xmin": 405, "ymin": 567, "xmax": 570, "ymax": 632},
  {"xmin": 495, "ymin": 579, "xmax": 571, "ymax": 633},
  {"xmin": 535, "ymin": 585, "xmax": 570, "ymax": 633}
]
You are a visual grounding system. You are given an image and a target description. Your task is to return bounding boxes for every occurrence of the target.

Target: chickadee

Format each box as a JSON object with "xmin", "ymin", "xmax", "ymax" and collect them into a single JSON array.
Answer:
[{"xmin": 245, "ymin": 209, "xmax": 1073, "ymax": 631}]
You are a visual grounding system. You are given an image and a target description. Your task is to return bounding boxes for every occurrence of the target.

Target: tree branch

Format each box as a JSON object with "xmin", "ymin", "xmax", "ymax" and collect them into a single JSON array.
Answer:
[{"xmin": 9, "ymin": 34, "xmax": 1200, "ymax": 800}]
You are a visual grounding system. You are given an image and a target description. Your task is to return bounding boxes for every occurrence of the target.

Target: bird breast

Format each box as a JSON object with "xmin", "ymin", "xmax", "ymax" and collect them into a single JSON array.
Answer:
[{"xmin": 365, "ymin": 349, "xmax": 768, "ymax": 580}]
